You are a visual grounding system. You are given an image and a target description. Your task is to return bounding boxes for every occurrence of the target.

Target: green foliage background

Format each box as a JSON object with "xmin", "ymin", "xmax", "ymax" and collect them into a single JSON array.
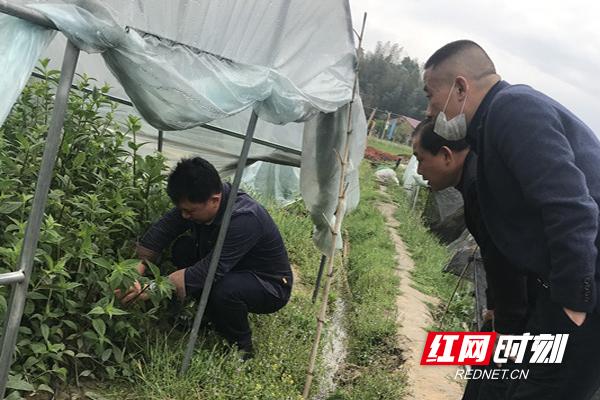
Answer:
[
  {"xmin": 0, "ymin": 60, "xmax": 174, "ymax": 397},
  {"xmin": 359, "ymin": 41, "xmax": 427, "ymax": 120}
]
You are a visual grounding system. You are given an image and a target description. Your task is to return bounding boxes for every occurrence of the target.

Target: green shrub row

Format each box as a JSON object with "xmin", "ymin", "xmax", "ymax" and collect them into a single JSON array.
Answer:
[
  {"xmin": 1, "ymin": 60, "xmax": 174, "ymax": 398},
  {"xmin": 331, "ymin": 163, "xmax": 406, "ymax": 399}
]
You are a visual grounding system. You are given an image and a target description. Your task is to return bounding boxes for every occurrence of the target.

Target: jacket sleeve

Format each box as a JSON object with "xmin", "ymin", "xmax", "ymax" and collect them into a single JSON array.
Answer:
[
  {"xmin": 184, "ymin": 212, "xmax": 263, "ymax": 297},
  {"xmin": 487, "ymin": 92, "xmax": 598, "ymax": 312},
  {"xmin": 138, "ymin": 207, "xmax": 191, "ymax": 255}
]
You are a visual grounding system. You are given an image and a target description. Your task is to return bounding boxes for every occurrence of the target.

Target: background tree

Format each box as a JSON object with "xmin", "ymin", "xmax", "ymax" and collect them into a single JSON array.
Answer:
[{"xmin": 359, "ymin": 41, "xmax": 427, "ymax": 121}]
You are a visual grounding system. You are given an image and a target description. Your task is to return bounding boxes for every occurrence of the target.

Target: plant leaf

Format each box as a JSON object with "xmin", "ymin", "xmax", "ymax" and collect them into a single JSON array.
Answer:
[
  {"xmin": 92, "ymin": 319, "xmax": 106, "ymax": 337},
  {"xmin": 6, "ymin": 376, "xmax": 34, "ymax": 391}
]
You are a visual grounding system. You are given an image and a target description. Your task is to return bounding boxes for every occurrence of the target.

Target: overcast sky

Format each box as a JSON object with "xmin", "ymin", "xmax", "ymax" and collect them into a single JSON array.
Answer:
[{"xmin": 349, "ymin": 0, "xmax": 600, "ymax": 135}]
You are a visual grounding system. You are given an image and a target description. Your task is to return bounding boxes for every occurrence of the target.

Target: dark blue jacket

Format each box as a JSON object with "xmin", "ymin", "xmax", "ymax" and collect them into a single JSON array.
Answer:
[
  {"xmin": 467, "ymin": 81, "xmax": 600, "ymax": 313},
  {"xmin": 140, "ymin": 183, "xmax": 292, "ymax": 299},
  {"xmin": 457, "ymin": 151, "xmax": 530, "ymax": 333}
]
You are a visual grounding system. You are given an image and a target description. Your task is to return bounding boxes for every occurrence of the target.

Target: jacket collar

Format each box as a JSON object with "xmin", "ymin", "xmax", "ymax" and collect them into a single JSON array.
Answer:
[
  {"xmin": 466, "ymin": 80, "xmax": 510, "ymax": 148},
  {"xmin": 455, "ymin": 149, "xmax": 475, "ymax": 193},
  {"xmin": 209, "ymin": 183, "xmax": 231, "ymax": 226}
]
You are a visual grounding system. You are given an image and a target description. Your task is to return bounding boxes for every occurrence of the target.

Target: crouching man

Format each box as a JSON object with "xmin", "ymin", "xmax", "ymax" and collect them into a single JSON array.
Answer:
[{"xmin": 121, "ymin": 157, "xmax": 293, "ymax": 357}]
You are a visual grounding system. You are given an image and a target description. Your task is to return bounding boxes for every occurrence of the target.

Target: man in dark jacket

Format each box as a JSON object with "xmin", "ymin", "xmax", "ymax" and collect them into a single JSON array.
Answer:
[
  {"xmin": 413, "ymin": 118, "xmax": 531, "ymax": 399},
  {"xmin": 121, "ymin": 157, "xmax": 293, "ymax": 357},
  {"xmin": 424, "ymin": 39, "xmax": 600, "ymax": 399}
]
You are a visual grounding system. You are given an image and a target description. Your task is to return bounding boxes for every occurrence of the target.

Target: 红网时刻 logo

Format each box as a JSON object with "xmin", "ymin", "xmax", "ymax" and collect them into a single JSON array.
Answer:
[{"xmin": 420, "ymin": 332, "xmax": 568, "ymax": 366}]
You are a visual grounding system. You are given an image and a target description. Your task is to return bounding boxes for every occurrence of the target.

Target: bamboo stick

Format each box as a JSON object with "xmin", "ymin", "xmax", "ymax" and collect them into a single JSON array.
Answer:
[
  {"xmin": 302, "ymin": 12, "xmax": 367, "ymax": 399},
  {"xmin": 366, "ymin": 107, "xmax": 377, "ymax": 136}
]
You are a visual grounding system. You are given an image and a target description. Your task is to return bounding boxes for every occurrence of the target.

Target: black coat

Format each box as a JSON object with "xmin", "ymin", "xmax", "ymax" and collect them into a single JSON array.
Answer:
[
  {"xmin": 457, "ymin": 150, "xmax": 531, "ymax": 334},
  {"xmin": 467, "ymin": 81, "xmax": 600, "ymax": 313}
]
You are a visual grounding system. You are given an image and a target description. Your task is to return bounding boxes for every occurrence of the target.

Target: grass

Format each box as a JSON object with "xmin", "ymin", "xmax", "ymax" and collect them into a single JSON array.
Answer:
[
  {"xmin": 367, "ymin": 137, "xmax": 412, "ymax": 157},
  {"xmin": 95, "ymin": 202, "xmax": 325, "ymax": 400},
  {"xmin": 94, "ymin": 191, "xmax": 413, "ymax": 400},
  {"xmin": 386, "ymin": 183, "xmax": 475, "ymax": 332},
  {"xmin": 49, "ymin": 161, "xmax": 470, "ymax": 400},
  {"xmin": 329, "ymin": 162, "xmax": 407, "ymax": 399},
  {"xmin": 63, "ymin": 166, "xmax": 473, "ymax": 400}
]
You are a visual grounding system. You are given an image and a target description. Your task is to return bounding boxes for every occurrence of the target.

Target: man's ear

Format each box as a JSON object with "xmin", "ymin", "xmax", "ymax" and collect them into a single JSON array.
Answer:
[
  {"xmin": 455, "ymin": 76, "xmax": 469, "ymax": 100},
  {"xmin": 211, "ymin": 193, "xmax": 222, "ymax": 204},
  {"xmin": 440, "ymin": 146, "xmax": 453, "ymax": 165}
]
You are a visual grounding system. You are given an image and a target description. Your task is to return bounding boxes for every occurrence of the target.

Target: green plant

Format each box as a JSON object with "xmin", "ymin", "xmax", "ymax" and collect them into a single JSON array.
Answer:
[
  {"xmin": 332, "ymin": 163, "xmax": 406, "ymax": 398},
  {"xmin": 387, "ymin": 183, "xmax": 474, "ymax": 331},
  {"xmin": 102, "ymin": 201, "xmax": 324, "ymax": 400},
  {"xmin": 0, "ymin": 59, "xmax": 173, "ymax": 397}
]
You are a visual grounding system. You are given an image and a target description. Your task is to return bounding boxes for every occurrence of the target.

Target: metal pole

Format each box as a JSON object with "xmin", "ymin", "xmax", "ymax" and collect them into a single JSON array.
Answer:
[
  {"xmin": 157, "ymin": 130, "xmax": 164, "ymax": 152},
  {"xmin": 0, "ymin": 1, "xmax": 57, "ymax": 29},
  {"xmin": 303, "ymin": 11, "xmax": 367, "ymax": 398},
  {"xmin": 411, "ymin": 185, "xmax": 420, "ymax": 212},
  {"xmin": 0, "ymin": 41, "xmax": 80, "ymax": 399},
  {"xmin": 473, "ymin": 257, "xmax": 482, "ymax": 330},
  {"xmin": 311, "ymin": 255, "xmax": 327, "ymax": 303},
  {"xmin": 180, "ymin": 111, "xmax": 259, "ymax": 375},
  {"xmin": 439, "ymin": 246, "xmax": 478, "ymax": 329},
  {"xmin": 0, "ymin": 271, "xmax": 25, "ymax": 286}
]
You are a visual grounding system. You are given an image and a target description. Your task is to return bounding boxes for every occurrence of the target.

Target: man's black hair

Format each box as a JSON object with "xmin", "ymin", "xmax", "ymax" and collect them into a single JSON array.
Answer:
[
  {"xmin": 167, "ymin": 157, "xmax": 222, "ymax": 204},
  {"xmin": 424, "ymin": 40, "xmax": 496, "ymax": 78},
  {"xmin": 413, "ymin": 118, "xmax": 469, "ymax": 155}
]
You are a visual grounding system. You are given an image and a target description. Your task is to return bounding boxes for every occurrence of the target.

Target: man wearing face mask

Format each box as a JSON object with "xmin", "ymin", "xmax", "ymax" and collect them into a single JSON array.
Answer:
[
  {"xmin": 413, "ymin": 118, "xmax": 532, "ymax": 399},
  {"xmin": 424, "ymin": 40, "xmax": 600, "ymax": 399}
]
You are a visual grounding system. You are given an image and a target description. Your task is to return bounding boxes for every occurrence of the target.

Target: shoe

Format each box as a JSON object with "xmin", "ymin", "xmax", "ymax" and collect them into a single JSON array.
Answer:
[{"xmin": 237, "ymin": 344, "xmax": 255, "ymax": 361}]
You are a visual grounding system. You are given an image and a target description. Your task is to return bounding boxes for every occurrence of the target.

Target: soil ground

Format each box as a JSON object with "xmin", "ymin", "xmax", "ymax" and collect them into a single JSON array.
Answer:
[{"xmin": 378, "ymin": 187, "xmax": 464, "ymax": 399}]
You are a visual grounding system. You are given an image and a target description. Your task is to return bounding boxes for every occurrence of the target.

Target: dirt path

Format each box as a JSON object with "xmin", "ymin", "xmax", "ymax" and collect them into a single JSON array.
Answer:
[{"xmin": 377, "ymin": 189, "xmax": 463, "ymax": 400}]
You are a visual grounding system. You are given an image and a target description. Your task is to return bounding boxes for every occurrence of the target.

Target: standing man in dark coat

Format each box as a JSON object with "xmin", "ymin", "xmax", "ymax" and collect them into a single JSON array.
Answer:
[
  {"xmin": 412, "ymin": 118, "xmax": 531, "ymax": 399},
  {"xmin": 423, "ymin": 39, "xmax": 600, "ymax": 399}
]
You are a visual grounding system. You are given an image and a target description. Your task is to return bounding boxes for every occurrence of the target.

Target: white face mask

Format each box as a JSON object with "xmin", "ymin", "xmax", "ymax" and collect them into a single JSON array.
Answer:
[{"xmin": 434, "ymin": 81, "xmax": 468, "ymax": 140}]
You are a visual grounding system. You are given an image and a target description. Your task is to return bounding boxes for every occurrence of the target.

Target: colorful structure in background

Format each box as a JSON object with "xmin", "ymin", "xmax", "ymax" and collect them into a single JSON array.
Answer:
[{"xmin": 387, "ymin": 115, "xmax": 421, "ymax": 140}]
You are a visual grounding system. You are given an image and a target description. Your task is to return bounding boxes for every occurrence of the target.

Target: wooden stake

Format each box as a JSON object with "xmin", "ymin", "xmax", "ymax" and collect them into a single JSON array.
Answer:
[
  {"xmin": 366, "ymin": 107, "xmax": 377, "ymax": 136},
  {"xmin": 382, "ymin": 110, "xmax": 391, "ymax": 139},
  {"xmin": 302, "ymin": 11, "xmax": 367, "ymax": 399}
]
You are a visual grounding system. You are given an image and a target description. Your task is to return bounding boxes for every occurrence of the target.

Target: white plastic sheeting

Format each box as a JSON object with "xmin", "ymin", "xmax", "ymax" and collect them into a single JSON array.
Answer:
[
  {"xmin": 403, "ymin": 155, "xmax": 428, "ymax": 190},
  {"xmin": 301, "ymin": 101, "xmax": 366, "ymax": 251},
  {"xmin": 29, "ymin": 1, "xmax": 351, "ymax": 128},
  {"xmin": 0, "ymin": 14, "xmax": 55, "ymax": 125},
  {"xmin": 375, "ymin": 168, "xmax": 400, "ymax": 186},
  {"xmin": 1, "ymin": 0, "xmax": 367, "ymax": 253},
  {"xmin": 241, "ymin": 161, "xmax": 301, "ymax": 207}
]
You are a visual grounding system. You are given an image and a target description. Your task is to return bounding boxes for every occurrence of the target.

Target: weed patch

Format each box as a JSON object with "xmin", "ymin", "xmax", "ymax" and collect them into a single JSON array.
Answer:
[
  {"xmin": 387, "ymin": 184, "xmax": 474, "ymax": 331},
  {"xmin": 330, "ymin": 163, "xmax": 406, "ymax": 399}
]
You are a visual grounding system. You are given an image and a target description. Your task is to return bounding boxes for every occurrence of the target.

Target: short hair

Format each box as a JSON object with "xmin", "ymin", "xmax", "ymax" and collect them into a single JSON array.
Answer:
[
  {"xmin": 412, "ymin": 117, "xmax": 433, "ymax": 139},
  {"xmin": 413, "ymin": 117, "xmax": 469, "ymax": 155},
  {"xmin": 167, "ymin": 157, "xmax": 222, "ymax": 204},
  {"xmin": 425, "ymin": 40, "xmax": 496, "ymax": 80}
]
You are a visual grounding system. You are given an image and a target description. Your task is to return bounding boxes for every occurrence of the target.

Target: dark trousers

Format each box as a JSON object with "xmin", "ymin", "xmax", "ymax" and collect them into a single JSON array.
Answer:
[
  {"xmin": 463, "ymin": 283, "xmax": 600, "ymax": 400},
  {"xmin": 504, "ymin": 285, "xmax": 600, "ymax": 400},
  {"xmin": 171, "ymin": 236, "xmax": 290, "ymax": 351},
  {"xmin": 462, "ymin": 364, "xmax": 517, "ymax": 400},
  {"xmin": 462, "ymin": 320, "xmax": 513, "ymax": 400}
]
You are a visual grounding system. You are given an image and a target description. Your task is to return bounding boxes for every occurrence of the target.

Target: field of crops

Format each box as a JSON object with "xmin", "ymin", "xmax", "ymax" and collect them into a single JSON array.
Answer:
[{"xmin": 0, "ymin": 61, "xmax": 409, "ymax": 400}]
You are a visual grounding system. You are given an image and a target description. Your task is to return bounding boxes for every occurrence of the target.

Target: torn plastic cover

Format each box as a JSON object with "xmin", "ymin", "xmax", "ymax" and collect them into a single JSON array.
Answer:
[
  {"xmin": 301, "ymin": 99, "xmax": 366, "ymax": 252},
  {"xmin": 2, "ymin": 0, "xmax": 367, "ymax": 254},
  {"xmin": 0, "ymin": 14, "xmax": 55, "ymax": 126},
  {"xmin": 241, "ymin": 162, "xmax": 301, "ymax": 207},
  {"xmin": 403, "ymin": 155, "xmax": 428, "ymax": 190},
  {"xmin": 29, "ymin": 1, "xmax": 353, "ymax": 128}
]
